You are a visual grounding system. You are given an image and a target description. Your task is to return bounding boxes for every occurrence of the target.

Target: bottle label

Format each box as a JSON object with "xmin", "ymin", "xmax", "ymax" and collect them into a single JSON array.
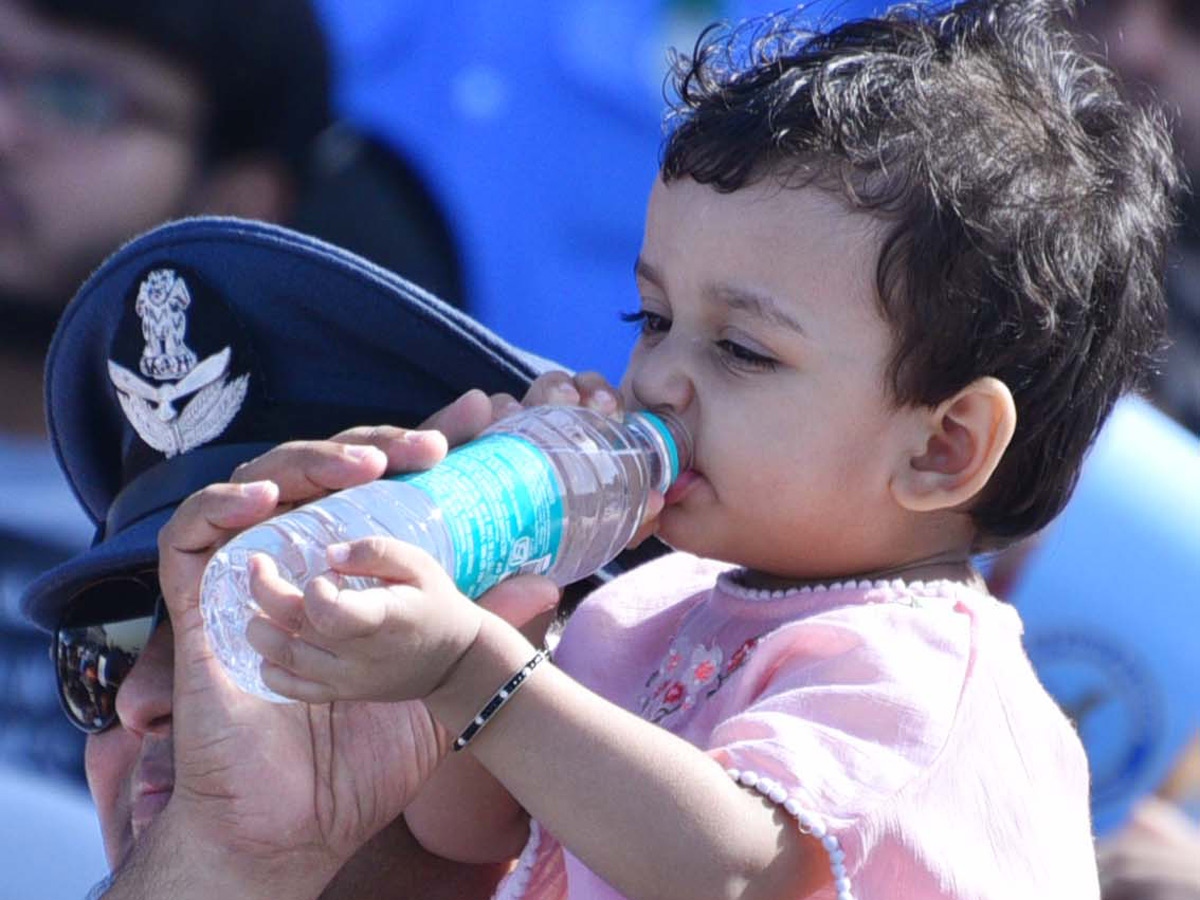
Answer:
[{"xmin": 395, "ymin": 435, "xmax": 565, "ymax": 598}]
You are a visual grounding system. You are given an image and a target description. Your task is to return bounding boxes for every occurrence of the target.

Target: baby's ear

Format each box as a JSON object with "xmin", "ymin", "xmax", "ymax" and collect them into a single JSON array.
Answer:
[{"xmin": 891, "ymin": 377, "xmax": 1016, "ymax": 513}]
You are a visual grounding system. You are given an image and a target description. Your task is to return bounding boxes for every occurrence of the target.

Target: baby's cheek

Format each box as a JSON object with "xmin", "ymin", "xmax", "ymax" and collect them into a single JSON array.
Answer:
[{"xmin": 85, "ymin": 731, "xmax": 135, "ymax": 869}]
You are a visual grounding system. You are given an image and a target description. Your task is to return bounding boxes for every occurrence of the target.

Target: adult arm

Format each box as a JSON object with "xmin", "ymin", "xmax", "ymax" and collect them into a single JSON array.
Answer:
[{"xmin": 98, "ymin": 391, "xmax": 547, "ymax": 899}]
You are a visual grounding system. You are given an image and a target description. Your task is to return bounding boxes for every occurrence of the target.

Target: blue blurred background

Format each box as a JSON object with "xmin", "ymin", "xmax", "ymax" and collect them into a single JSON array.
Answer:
[{"xmin": 313, "ymin": 0, "xmax": 890, "ymax": 380}]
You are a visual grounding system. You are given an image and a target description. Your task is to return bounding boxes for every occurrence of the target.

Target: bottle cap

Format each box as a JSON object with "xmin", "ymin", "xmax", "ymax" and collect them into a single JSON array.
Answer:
[{"xmin": 631, "ymin": 410, "xmax": 692, "ymax": 491}]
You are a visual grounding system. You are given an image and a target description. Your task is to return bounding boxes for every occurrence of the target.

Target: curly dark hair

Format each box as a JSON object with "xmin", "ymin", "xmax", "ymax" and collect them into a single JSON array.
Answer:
[{"xmin": 662, "ymin": 0, "xmax": 1182, "ymax": 545}]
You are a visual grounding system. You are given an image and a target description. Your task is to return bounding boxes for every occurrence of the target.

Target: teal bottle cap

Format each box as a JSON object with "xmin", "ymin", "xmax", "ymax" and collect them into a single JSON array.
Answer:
[{"xmin": 633, "ymin": 410, "xmax": 684, "ymax": 486}]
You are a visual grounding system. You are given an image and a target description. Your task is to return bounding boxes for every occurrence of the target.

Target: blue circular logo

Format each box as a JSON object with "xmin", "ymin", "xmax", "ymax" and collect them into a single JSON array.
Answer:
[{"xmin": 1025, "ymin": 629, "xmax": 1164, "ymax": 819}]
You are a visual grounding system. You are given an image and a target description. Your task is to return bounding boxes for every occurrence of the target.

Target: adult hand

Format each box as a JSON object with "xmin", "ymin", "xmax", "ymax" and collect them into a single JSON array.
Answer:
[
  {"xmin": 140, "ymin": 408, "xmax": 556, "ymax": 898},
  {"xmin": 1098, "ymin": 796, "xmax": 1200, "ymax": 900}
]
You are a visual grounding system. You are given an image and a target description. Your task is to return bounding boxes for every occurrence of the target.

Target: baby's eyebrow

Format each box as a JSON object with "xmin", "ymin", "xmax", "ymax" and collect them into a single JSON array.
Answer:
[
  {"xmin": 706, "ymin": 284, "xmax": 808, "ymax": 336},
  {"xmin": 635, "ymin": 257, "xmax": 807, "ymax": 336},
  {"xmin": 633, "ymin": 256, "xmax": 663, "ymax": 288}
]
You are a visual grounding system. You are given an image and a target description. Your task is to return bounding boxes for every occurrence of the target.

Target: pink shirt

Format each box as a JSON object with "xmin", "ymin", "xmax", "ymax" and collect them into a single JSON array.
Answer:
[{"xmin": 495, "ymin": 553, "xmax": 1099, "ymax": 900}]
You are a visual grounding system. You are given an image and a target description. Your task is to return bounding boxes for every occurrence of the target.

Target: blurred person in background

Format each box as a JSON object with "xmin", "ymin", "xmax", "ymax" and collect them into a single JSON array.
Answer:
[
  {"xmin": 985, "ymin": 4, "xmax": 1200, "ymax": 899},
  {"xmin": 1098, "ymin": 796, "xmax": 1200, "ymax": 900},
  {"xmin": 0, "ymin": 0, "xmax": 463, "ymax": 800},
  {"xmin": 1075, "ymin": 0, "xmax": 1200, "ymax": 435}
]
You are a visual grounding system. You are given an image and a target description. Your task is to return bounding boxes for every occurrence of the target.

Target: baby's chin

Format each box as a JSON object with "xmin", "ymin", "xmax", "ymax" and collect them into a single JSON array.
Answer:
[{"xmin": 654, "ymin": 510, "xmax": 725, "ymax": 560}]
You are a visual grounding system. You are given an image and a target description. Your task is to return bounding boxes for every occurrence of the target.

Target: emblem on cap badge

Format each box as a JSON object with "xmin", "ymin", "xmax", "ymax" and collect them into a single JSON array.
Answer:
[{"xmin": 107, "ymin": 269, "xmax": 249, "ymax": 457}]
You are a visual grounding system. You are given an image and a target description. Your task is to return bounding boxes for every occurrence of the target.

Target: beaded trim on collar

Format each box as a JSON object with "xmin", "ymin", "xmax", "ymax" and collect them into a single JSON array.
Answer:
[{"xmin": 716, "ymin": 570, "xmax": 973, "ymax": 603}]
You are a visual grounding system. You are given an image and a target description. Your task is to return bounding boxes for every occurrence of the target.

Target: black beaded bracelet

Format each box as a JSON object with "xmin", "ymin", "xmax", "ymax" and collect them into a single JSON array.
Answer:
[{"xmin": 453, "ymin": 649, "xmax": 548, "ymax": 751}]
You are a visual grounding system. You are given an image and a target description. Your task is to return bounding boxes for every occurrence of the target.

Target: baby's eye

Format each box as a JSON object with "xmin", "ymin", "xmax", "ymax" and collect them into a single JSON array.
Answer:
[
  {"xmin": 620, "ymin": 310, "xmax": 670, "ymax": 336},
  {"xmin": 716, "ymin": 339, "xmax": 778, "ymax": 372}
]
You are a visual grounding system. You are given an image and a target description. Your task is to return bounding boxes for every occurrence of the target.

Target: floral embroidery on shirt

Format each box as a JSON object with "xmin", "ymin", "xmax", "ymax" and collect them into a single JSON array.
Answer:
[{"xmin": 638, "ymin": 635, "xmax": 761, "ymax": 722}]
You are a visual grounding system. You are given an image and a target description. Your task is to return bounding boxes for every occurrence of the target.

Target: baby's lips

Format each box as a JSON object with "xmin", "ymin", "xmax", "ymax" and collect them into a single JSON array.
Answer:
[{"xmin": 664, "ymin": 470, "xmax": 701, "ymax": 506}]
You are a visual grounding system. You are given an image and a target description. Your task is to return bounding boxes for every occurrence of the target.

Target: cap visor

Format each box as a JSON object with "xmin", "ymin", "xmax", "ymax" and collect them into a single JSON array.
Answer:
[{"xmin": 20, "ymin": 508, "xmax": 170, "ymax": 632}]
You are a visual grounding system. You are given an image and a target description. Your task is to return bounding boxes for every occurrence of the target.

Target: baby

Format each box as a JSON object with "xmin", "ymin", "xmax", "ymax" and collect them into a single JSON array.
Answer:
[{"xmin": 243, "ymin": 1, "xmax": 1179, "ymax": 897}]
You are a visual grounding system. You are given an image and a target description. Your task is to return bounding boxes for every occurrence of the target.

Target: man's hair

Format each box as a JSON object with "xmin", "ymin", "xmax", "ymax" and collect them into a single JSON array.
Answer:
[
  {"xmin": 662, "ymin": 0, "xmax": 1181, "ymax": 545},
  {"xmin": 28, "ymin": 0, "xmax": 331, "ymax": 186}
]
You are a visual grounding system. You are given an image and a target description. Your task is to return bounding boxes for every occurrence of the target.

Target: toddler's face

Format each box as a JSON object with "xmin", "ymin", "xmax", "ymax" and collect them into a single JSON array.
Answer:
[{"xmin": 621, "ymin": 176, "xmax": 927, "ymax": 580}]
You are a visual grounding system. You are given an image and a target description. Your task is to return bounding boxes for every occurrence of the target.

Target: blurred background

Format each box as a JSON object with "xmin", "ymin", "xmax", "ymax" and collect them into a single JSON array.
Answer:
[{"xmin": 1, "ymin": 1, "xmax": 1196, "ymax": 898}]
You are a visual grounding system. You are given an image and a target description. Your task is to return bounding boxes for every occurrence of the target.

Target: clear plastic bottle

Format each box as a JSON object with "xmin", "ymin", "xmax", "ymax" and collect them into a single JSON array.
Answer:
[{"xmin": 200, "ymin": 405, "xmax": 692, "ymax": 700}]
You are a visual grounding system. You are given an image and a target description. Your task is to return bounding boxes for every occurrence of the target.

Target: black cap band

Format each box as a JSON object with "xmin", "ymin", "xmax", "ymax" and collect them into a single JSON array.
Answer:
[{"xmin": 104, "ymin": 442, "xmax": 276, "ymax": 540}]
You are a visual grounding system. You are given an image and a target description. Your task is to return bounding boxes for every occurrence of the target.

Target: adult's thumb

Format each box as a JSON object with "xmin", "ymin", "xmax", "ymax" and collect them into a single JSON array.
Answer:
[{"xmin": 476, "ymin": 575, "xmax": 560, "ymax": 630}]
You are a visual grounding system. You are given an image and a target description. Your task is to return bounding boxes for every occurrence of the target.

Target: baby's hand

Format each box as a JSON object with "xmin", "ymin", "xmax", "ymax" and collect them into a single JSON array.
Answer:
[
  {"xmin": 245, "ymin": 538, "xmax": 482, "ymax": 704},
  {"xmin": 522, "ymin": 370, "xmax": 623, "ymax": 418}
]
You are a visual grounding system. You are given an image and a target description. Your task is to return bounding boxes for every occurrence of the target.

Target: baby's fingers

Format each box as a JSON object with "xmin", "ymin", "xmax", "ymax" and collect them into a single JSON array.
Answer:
[
  {"xmin": 247, "ymin": 554, "xmax": 307, "ymax": 632},
  {"xmin": 326, "ymin": 536, "xmax": 447, "ymax": 589},
  {"xmin": 259, "ymin": 660, "xmax": 338, "ymax": 706},
  {"xmin": 246, "ymin": 615, "xmax": 339, "ymax": 704},
  {"xmin": 573, "ymin": 371, "xmax": 622, "ymax": 417},
  {"xmin": 303, "ymin": 576, "xmax": 391, "ymax": 640},
  {"xmin": 248, "ymin": 553, "xmax": 393, "ymax": 641},
  {"xmin": 523, "ymin": 370, "xmax": 621, "ymax": 416},
  {"xmin": 488, "ymin": 392, "xmax": 524, "ymax": 422},
  {"xmin": 522, "ymin": 370, "xmax": 581, "ymax": 407}
]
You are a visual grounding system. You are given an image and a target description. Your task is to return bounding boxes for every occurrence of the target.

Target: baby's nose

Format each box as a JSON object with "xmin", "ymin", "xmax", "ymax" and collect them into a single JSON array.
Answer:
[{"xmin": 624, "ymin": 344, "xmax": 695, "ymax": 415}]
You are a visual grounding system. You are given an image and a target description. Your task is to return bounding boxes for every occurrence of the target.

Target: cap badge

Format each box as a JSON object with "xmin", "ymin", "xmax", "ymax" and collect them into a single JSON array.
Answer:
[{"xmin": 107, "ymin": 269, "xmax": 249, "ymax": 458}]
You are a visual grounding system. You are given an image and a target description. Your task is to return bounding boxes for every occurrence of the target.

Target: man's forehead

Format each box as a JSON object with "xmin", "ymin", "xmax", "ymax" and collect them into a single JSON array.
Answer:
[
  {"xmin": 1, "ymin": 1, "xmax": 114, "ymax": 61},
  {"xmin": 0, "ymin": 0, "xmax": 198, "ymax": 96}
]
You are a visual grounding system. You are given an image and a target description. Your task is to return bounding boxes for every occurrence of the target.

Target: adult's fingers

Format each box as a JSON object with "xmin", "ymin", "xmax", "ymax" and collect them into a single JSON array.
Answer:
[
  {"xmin": 328, "ymin": 427, "xmax": 449, "ymax": 473},
  {"xmin": 231, "ymin": 436, "xmax": 431, "ymax": 501},
  {"xmin": 157, "ymin": 481, "xmax": 281, "ymax": 618},
  {"xmin": 231, "ymin": 440, "xmax": 387, "ymax": 498},
  {"xmin": 488, "ymin": 392, "xmax": 523, "ymax": 423},
  {"xmin": 475, "ymin": 575, "xmax": 561, "ymax": 631},
  {"xmin": 418, "ymin": 389, "xmax": 497, "ymax": 447},
  {"xmin": 161, "ymin": 481, "xmax": 281, "ymax": 556}
]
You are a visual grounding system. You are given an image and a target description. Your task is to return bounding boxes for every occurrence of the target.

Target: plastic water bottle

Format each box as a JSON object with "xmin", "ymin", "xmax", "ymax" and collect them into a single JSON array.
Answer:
[{"xmin": 200, "ymin": 405, "xmax": 692, "ymax": 700}]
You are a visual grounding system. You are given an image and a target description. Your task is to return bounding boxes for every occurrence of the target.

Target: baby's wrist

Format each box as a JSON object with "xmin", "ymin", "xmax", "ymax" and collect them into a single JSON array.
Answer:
[{"xmin": 426, "ymin": 613, "xmax": 537, "ymax": 744}]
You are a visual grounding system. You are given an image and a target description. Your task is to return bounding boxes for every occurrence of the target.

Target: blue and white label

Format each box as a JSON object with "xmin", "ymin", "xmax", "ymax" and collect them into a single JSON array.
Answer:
[{"xmin": 394, "ymin": 435, "xmax": 565, "ymax": 598}]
